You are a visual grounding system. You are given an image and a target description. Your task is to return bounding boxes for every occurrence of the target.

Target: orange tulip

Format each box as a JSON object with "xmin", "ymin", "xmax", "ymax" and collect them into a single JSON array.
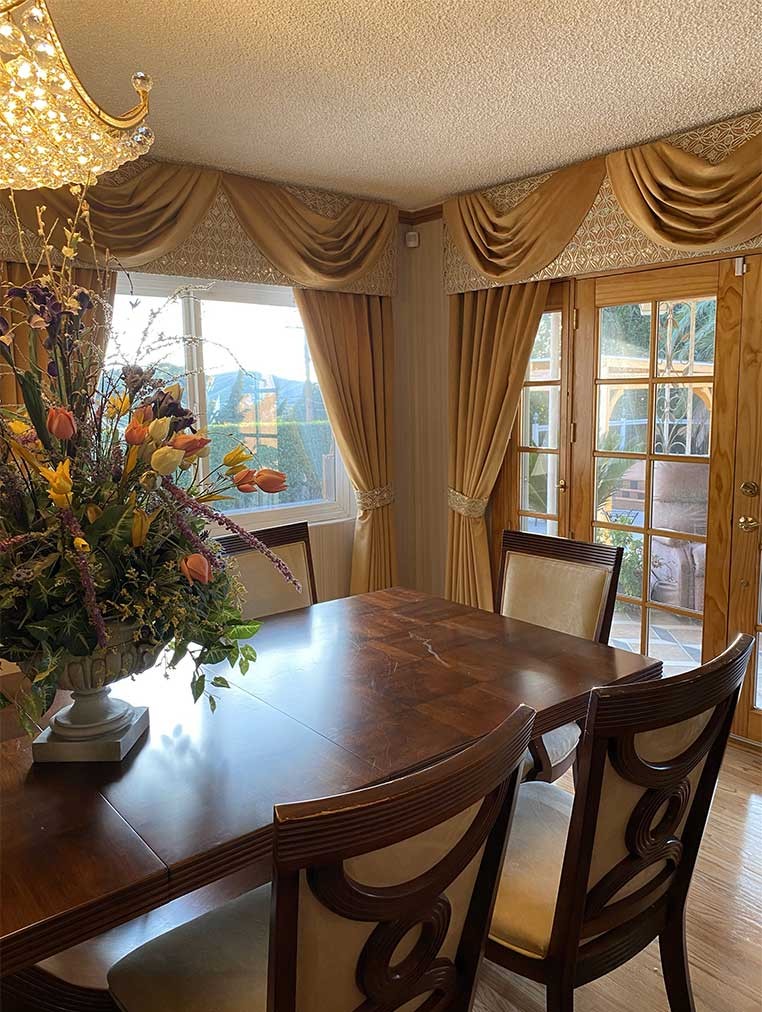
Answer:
[
  {"xmin": 131, "ymin": 404, "xmax": 154, "ymax": 425},
  {"xmin": 233, "ymin": 467, "xmax": 258, "ymax": 493},
  {"xmin": 170, "ymin": 432, "xmax": 212, "ymax": 455},
  {"xmin": 46, "ymin": 406, "xmax": 77, "ymax": 440},
  {"xmin": 180, "ymin": 553, "xmax": 212, "ymax": 586},
  {"xmin": 124, "ymin": 417, "xmax": 149, "ymax": 445},
  {"xmin": 254, "ymin": 468, "xmax": 287, "ymax": 494}
]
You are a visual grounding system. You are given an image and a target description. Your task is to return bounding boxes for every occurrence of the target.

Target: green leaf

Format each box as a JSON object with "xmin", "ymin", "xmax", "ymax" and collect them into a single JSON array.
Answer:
[
  {"xmin": 238, "ymin": 657, "xmax": 249, "ymax": 676},
  {"xmin": 241, "ymin": 644, "xmax": 257, "ymax": 662},
  {"xmin": 211, "ymin": 675, "xmax": 230, "ymax": 689},
  {"xmin": 227, "ymin": 622, "xmax": 261, "ymax": 640},
  {"xmin": 191, "ymin": 673, "xmax": 205, "ymax": 703},
  {"xmin": 18, "ymin": 370, "xmax": 52, "ymax": 450},
  {"xmin": 208, "ymin": 695, "xmax": 217, "ymax": 713},
  {"xmin": 197, "ymin": 645, "xmax": 228, "ymax": 666}
]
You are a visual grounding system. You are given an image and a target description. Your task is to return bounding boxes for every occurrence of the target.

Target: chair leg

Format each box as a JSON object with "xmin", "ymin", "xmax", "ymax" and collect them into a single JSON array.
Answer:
[
  {"xmin": 659, "ymin": 907, "xmax": 696, "ymax": 1012},
  {"xmin": 546, "ymin": 978, "xmax": 574, "ymax": 1011}
]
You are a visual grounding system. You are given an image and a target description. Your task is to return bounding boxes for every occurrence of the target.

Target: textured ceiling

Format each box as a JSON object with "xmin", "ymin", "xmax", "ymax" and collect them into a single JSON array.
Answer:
[{"xmin": 49, "ymin": 0, "xmax": 761, "ymax": 209}]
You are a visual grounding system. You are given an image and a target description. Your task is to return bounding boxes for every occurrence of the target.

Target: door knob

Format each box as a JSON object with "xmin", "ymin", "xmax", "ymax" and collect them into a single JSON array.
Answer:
[
  {"xmin": 737, "ymin": 516, "xmax": 760, "ymax": 532},
  {"xmin": 740, "ymin": 481, "xmax": 760, "ymax": 497}
]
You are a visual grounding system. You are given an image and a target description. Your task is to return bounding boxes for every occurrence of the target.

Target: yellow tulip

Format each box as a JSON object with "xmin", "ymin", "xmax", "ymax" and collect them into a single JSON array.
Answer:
[
  {"xmin": 105, "ymin": 391, "xmax": 130, "ymax": 419},
  {"xmin": 148, "ymin": 417, "xmax": 171, "ymax": 444},
  {"xmin": 164, "ymin": 382, "xmax": 183, "ymax": 402},
  {"xmin": 39, "ymin": 458, "xmax": 73, "ymax": 509},
  {"xmin": 222, "ymin": 445, "xmax": 252, "ymax": 474},
  {"xmin": 73, "ymin": 536, "xmax": 90, "ymax": 553},
  {"xmin": 131, "ymin": 508, "xmax": 158, "ymax": 548},
  {"xmin": 151, "ymin": 446, "xmax": 185, "ymax": 476}
]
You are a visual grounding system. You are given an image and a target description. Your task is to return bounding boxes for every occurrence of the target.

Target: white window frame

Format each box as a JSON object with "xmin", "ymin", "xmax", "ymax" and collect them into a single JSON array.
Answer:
[{"xmin": 114, "ymin": 272, "xmax": 356, "ymax": 531}]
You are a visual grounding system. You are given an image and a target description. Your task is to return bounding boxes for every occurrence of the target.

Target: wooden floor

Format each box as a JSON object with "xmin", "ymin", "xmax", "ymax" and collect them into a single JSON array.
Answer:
[{"xmin": 473, "ymin": 743, "xmax": 762, "ymax": 1012}]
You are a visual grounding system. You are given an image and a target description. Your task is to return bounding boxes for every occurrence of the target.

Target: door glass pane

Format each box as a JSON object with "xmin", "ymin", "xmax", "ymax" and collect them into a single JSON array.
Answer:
[
  {"xmin": 653, "ymin": 383, "xmax": 712, "ymax": 456},
  {"xmin": 649, "ymin": 536, "xmax": 705, "ymax": 612},
  {"xmin": 657, "ymin": 298, "xmax": 716, "ymax": 377},
  {"xmin": 597, "ymin": 385, "xmax": 649, "ymax": 453},
  {"xmin": 520, "ymin": 515, "xmax": 559, "ymax": 536},
  {"xmin": 595, "ymin": 528, "xmax": 644, "ymax": 599},
  {"xmin": 519, "ymin": 452, "xmax": 558, "ymax": 514},
  {"xmin": 527, "ymin": 310, "xmax": 561, "ymax": 381},
  {"xmin": 652, "ymin": 460, "xmax": 709, "ymax": 536},
  {"xmin": 610, "ymin": 600, "xmax": 643, "ymax": 653},
  {"xmin": 521, "ymin": 386, "xmax": 560, "ymax": 448},
  {"xmin": 595, "ymin": 457, "xmax": 646, "ymax": 526},
  {"xmin": 648, "ymin": 611, "xmax": 703, "ymax": 677},
  {"xmin": 598, "ymin": 303, "xmax": 651, "ymax": 378}
]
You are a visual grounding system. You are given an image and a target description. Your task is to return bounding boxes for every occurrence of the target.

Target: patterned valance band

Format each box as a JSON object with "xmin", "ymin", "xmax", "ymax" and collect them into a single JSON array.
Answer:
[
  {"xmin": 444, "ymin": 111, "xmax": 762, "ymax": 293},
  {"xmin": 447, "ymin": 488, "xmax": 488, "ymax": 519},
  {"xmin": 355, "ymin": 484, "xmax": 395, "ymax": 511},
  {"xmin": 1, "ymin": 160, "xmax": 398, "ymax": 294}
]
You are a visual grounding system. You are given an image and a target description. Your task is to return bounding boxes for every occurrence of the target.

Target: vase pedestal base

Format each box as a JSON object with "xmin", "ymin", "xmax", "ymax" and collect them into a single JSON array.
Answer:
[{"xmin": 32, "ymin": 706, "xmax": 149, "ymax": 763}]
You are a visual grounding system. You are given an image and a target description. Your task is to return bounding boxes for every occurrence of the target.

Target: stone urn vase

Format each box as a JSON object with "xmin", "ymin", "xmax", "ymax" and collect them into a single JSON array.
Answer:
[{"xmin": 22, "ymin": 622, "xmax": 165, "ymax": 763}]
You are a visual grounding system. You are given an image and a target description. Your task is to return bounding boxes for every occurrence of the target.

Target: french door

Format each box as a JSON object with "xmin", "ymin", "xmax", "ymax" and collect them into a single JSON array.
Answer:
[
  {"xmin": 494, "ymin": 256, "xmax": 761, "ymax": 741},
  {"xmin": 570, "ymin": 257, "xmax": 761, "ymax": 741}
]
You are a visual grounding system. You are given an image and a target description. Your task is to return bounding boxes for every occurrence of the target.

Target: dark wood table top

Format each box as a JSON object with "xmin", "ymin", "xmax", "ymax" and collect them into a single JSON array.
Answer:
[{"xmin": 0, "ymin": 588, "xmax": 661, "ymax": 976}]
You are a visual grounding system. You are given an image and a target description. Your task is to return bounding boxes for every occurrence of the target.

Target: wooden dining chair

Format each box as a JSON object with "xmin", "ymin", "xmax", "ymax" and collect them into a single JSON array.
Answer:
[
  {"xmin": 484, "ymin": 633, "xmax": 753, "ymax": 1011},
  {"xmin": 496, "ymin": 530, "xmax": 623, "ymax": 783},
  {"xmin": 106, "ymin": 704, "xmax": 535, "ymax": 1011},
  {"xmin": 217, "ymin": 521, "xmax": 318, "ymax": 620}
]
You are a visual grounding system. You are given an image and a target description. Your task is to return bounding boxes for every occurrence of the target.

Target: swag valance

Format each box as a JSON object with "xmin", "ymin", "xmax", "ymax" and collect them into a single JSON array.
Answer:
[
  {"xmin": 444, "ymin": 129, "xmax": 762, "ymax": 287},
  {"xmin": 6, "ymin": 161, "xmax": 398, "ymax": 291}
]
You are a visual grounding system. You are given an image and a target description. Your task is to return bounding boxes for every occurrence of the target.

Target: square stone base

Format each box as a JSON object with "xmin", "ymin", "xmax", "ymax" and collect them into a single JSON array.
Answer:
[{"xmin": 32, "ymin": 707, "xmax": 149, "ymax": 763}]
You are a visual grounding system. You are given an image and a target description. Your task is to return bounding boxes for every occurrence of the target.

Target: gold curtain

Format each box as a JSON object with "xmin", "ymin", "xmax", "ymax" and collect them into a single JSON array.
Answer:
[
  {"xmin": 446, "ymin": 281, "xmax": 550, "ymax": 610},
  {"xmin": 6, "ymin": 161, "xmax": 397, "ymax": 288},
  {"xmin": 222, "ymin": 175, "xmax": 396, "ymax": 288},
  {"xmin": 443, "ymin": 158, "xmax": 606, "ymax": 283},
  {"xmin": 606, "ymin": 133, "xmax": 762, "ymax": 249},
  {"xmin": 0, "ymin": 263, "xmax": 115, "ymax": 406},
  {"xmin": 294, "ymin": 289, "xmax": 397, "ymax": 594}
]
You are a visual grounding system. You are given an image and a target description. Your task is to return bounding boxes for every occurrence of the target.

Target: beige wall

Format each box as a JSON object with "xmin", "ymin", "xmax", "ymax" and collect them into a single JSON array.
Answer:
[{"xmin": 393, "ymin": 221, "xmax": 449, "ymax": 596}]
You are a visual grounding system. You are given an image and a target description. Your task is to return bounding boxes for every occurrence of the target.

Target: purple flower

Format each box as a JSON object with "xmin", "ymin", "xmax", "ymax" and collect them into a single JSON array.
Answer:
[
  {"xmin": 7, "ymin": 286, "xmax": 28, "ymax": 299},
  {"xmin": 74, "ymin": 288, "xmax": 93, "ymax": 311},
  {"xmin": 47, "ymin": 360, "xmax": 59, "ymax": 378},
  {"xmin": 0, "ymin": 315, "xmax": 8, "ymax": 336}
]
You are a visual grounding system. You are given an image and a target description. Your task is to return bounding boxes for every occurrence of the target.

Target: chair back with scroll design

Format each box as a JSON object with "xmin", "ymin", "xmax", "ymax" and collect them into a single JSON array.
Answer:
[
  {"xmin": 550, "ymin": 634, "xmax": 753, "ymax": 988},
  {"xmin": 267, "ymin": 704, "xmax": 535, "ymax": 1012},
  {"xmin": 496, "ymin": 530, "xmax": 622, "ymax": 643},
  {"xmin": 217, "ymin": 521, "xmax": 317, "ymax": 620}
]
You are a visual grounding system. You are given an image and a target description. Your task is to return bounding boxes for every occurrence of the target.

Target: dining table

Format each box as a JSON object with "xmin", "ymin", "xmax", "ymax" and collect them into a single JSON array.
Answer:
[{"xmin": 0, "ymin": 587, "xmax": 662, "ymax": 982}]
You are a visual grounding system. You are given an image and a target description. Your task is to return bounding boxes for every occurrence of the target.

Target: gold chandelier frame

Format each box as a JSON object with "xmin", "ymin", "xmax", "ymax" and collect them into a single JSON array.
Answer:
[{"xmin": 0, "ymin": 0, "xmax": 150, "ymax": 129}]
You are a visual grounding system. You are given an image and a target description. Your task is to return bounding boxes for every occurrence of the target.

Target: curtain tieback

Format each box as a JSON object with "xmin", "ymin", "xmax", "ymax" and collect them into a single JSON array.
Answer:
[
  {"xmin": 447, "ymin": 487, "xmax": 488, "ymax": 518},
  {"xmin": 355, "ymin": 484, "xmax": 395, "ymax": 511}
]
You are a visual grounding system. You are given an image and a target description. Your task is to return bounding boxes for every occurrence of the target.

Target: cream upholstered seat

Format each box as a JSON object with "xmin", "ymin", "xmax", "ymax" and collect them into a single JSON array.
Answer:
[
  {"xmin": 108, "ymin": 705, "xmax": 535, "ymax": 1012},
  {"xmin": 489, "ymin": 781, "xmax": 573, "ymax": 958},
  {"xmin": 109, "ymin": 885, "xmax": 271, "ymax": 1012},
  {"xmin": 216, "ymin": 522, "xmax": 317, "ymax": 621},
  {"xmin": 484, "ymin": 635, "xmax": 753, "ymax": 1011},
  {"xmin": 497, "ymin": 531, "xmax": 622, "ymax": 783}
]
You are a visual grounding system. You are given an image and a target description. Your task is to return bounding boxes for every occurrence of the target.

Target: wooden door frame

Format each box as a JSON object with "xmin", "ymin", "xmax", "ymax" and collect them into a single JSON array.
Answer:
[{"xmin": 727, "ymin": 254, "xmax": 762, "ymax": 741}]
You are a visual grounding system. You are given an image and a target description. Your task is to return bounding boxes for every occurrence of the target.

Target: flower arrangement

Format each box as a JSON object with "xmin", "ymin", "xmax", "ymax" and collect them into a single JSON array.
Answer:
[{"xmin": 0, "ymin": 192, "xmax": 298, "ymax": 732}]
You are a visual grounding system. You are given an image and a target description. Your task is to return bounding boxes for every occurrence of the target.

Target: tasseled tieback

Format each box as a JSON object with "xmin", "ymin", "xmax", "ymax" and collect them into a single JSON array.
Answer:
[
  {"xmin": 355, "ymin": 484, "xmax": 395, "ymax": 511},
  {"xmin": 447, "ymin": 487, "xmax": 488, "ymax": 518}
]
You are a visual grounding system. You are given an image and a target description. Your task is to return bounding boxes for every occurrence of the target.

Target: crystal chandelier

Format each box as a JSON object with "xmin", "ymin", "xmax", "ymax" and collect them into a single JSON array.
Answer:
[{"xmin": 0, "ymin": 0, "xmax": 153, "ymax": 190}]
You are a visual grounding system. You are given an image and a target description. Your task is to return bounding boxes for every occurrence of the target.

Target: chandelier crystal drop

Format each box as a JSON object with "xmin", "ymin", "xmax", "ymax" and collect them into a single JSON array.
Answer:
[{"xmin": 0, "ymin": 0, "xmax": 154, "ymax": 190}]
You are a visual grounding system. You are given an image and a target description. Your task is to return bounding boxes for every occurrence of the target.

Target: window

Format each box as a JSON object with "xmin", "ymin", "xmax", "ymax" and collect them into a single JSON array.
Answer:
[
  {"xmin": 592, "ymin": 296, "xmax": 716, "ymax": 675},
  {"xmin": 516, "ymin": 309, "xmax": 563, "ymax": 536},
  {"xmin": 109, "ymin": 274, "xmax": 354, "ymax": 527}
]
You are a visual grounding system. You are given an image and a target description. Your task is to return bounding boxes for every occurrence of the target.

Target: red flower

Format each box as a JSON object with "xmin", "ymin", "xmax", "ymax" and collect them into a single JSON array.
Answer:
[{"xmin": 46, "ymin": 406, "xmax": 77, "ymax": 440}]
